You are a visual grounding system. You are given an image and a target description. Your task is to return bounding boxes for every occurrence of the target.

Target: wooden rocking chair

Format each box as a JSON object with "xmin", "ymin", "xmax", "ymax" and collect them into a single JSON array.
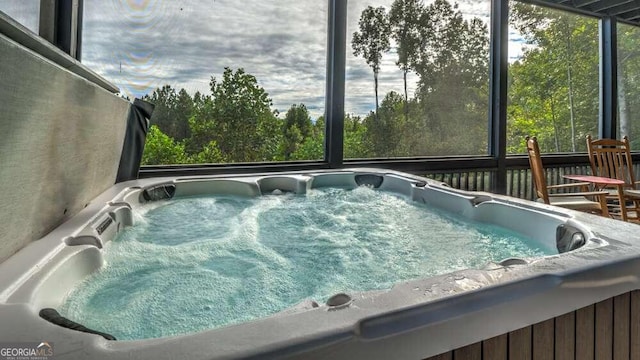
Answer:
[
  {"xmin": 527, "ymin": 137, "xmax": 609, "ymax": 217},
  {"xmin": 586, "ymin": 135, "xmax": 640, "ymax": 222}
]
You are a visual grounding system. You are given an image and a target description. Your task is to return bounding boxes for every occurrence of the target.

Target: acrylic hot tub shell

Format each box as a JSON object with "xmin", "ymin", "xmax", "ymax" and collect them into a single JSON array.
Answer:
[{"xmin": 0, "ymin": 168, "xmax": 639, "ymax": 360}]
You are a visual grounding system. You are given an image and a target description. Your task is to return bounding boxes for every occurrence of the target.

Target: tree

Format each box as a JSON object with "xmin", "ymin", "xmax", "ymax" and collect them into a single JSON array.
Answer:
[
  {"xmin": 142, "ymin": 125, "xmax": 188, "ymax": 165},
  {"xmin": 144, "ymin": 85, "xmax": 194, "ymax": 142},
  {"xmin": 344, "ymin": 0, "xmax": 491, "ymax": 158},
  {"xmin": 364, "ymin": 91, "xmax": 405, "ymax": 156},
  {"xmin": 186, "ymin": 94, "xmax": 215, "ymax": 155},
  {"xmin": 617, "ymin": 25, "xmax": 640, "ymax": 143},
  {"xmin": 144, "ymin": 85, "xmax": 177, "ymax": 138},
  {"xmin": 174, "ymin": 89, "xmax": 194, "ymax": 141},
  {"xmin": 508, "ymin": 3, "xmax": 599, "ymax": 153},
  {"xmin": 389, "ymin": 0, "xmax": 425, "ymax": 122},
  {"xmin": 352, "ymin": 6, "xmax": 391, "ymax": 117},
  {"xmin": 282, "ymin": 104, "xmax": 313, "ymax": 160},
  {"xmin": 190, "ymin": 140, "xmax": 226, "ymax": 164},
  {"xmin": 410, "ymin": 0, "xmax": 489, "ymax": 156},
  {"xmin": 344, "ymin": 114, "xmax": 369, "ymax": 159},
  {"xmin": 189, "ymin": 67, "xmax": 279, "ymax": 162},
  {"xmin": 415, "ymin": 0, "xmax": 488, "ymax": 91},
  {"xmin": 257, "ymin": 112, "xmax": 285, "ymax": 161},
  {"xmin": 290, "ymin": 116, "xmax": 325, "ymax": 160},
  {"xmin": 508, "ymin": 55, "xmax": 564, "ymax": 153}
]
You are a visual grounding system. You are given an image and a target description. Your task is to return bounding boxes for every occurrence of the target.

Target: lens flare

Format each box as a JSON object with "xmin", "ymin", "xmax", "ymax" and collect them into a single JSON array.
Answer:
[{"xmin": 101, "ymin": 0, "xmax": 188, "ymax": 98}]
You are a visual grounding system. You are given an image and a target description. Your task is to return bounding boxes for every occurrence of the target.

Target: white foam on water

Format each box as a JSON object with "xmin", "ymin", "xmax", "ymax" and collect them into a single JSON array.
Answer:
[{"xmin": 59, "ymin": 187, "xmax": 551, "ymax": 340}]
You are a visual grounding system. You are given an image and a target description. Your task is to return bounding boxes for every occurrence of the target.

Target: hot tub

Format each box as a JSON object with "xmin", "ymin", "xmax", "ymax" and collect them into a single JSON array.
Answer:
[{"xmin": 1, "ymin": 168, "xmax": 639, "ymax": 359}]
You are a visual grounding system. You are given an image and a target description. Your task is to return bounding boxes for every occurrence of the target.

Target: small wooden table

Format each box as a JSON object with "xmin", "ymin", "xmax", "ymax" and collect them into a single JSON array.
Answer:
[{"xmin": 563, "ymin": 174, "xmax": 627, "ymax": 220}]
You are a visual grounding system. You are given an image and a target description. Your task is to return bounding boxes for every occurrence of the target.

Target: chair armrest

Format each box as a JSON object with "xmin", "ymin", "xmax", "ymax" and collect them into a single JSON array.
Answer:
[
  {"xmin": 549, "ymin": 191, "xmax": 609, "ymax": 197},
  {"xmin": 547, "ymin": 182, "xmax": 591, "ymax": 189}
]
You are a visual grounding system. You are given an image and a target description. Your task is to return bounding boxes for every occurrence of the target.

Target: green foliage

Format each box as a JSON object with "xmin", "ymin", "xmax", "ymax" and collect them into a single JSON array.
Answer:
[
  {"xmin": 143, "ymin": 125, "xmax": 225, "ymax": 165},
  {"xmin": 344, "ymin": 115, "xmax": 369, "ymax": 159},
  {"xmin": 352, "ymin": 6, "xmax": 391, "ymax": 75},
  {"xmin": 142, "ymin": 125, "xmax": 188, "ymax": 165},
  {"xmin": 143, "ymin": 86, "xmax": 193, "ymax": 141},
  {"xmin": 209, "ymin": 67, "xmax": 277, "ymax": 162},
  {"xmin": 508, "ymin": 4, "xmax": 599, "ymax": 154},
  {"xmin": 353, "ymin": 6, "xmax": 391, "ymax": 114},
  {"xmin": 282, "ymin": 104, "xmax": 313, "ymax": 160},
  {"xmin": 389, "ymin": 0, "xmax": 424, "ymax": 122},
  {"xmin": 190, "ymin": 140, "xmax": 226, "ymax": 164},
  {"xmin": 290, "ymin": 135, "xmax": 323, "ymax": 160},
  {"xmin": 256, "ymin": 112, "xmax": 285, "ymax": 161},
  {"xmin": 349, "ymin": 0, "xmax": 490, "ymax": 158},
  {"xmin": 290, "ymin": 116, "xmax": 324, "ymax": 160},
  {"xmin": 144, "ymin": 70, "xmax": 316, "ymax": 165},
  {"xmin": 184, "ymin": 67, "xmax": 281, "ymax": 163},
  {"xmin": 142, "ymin": 0, "xmax": 493, "ymax": 164},
  {"xmin": 389, "ymin": 0, "xmax": 424, "ymax": 76},
  {"xmin": 617, "ymin": 24, "xmax": 640, "ymax": 146},
  {"xmin": 363, "ymin": 92, "xmax": 404, "ymax": 157},
  {"xmin": 140, "ymin": 0, "xmax": 623, "ymax": 165},
  {"xmin": 174, "ymin": 89, "xmax": 194, "ymax": 140},
  {"xmin": 415, "ymin": 0, "xmax": 489, "ymax": 92}
]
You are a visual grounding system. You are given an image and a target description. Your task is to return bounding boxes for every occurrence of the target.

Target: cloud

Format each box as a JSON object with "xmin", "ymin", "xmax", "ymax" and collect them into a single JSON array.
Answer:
[
  {"xmin": 1, "ymin": 0, "xmax": 527, "ymax": 118},
  {"xmin": 0, "ymin": 1, "xmax": 39, "ymax": 32},
  {"xmin": 80, "ymin": 0, "xmax": 333, "ymax": 117}
]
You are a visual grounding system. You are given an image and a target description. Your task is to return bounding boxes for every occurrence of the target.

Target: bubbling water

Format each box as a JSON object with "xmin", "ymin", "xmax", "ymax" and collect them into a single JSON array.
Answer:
[{"xmin": 59, "ymin": 187, "xmax": 550, "ymax": 340}]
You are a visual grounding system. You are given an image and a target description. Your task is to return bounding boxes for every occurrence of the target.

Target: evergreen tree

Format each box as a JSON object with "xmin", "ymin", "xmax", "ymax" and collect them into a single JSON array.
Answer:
[
  {"xmin": 282, "ymin": 104, "xmax": 313, "ymax": 160},
  {"xmin": 189, "ymin": 67, "xmax": 279, "ymax": 162}
]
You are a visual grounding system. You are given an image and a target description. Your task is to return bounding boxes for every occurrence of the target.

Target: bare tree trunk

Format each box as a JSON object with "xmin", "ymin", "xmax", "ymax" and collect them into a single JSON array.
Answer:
[
  {"xmin": 550, "ymin": 96, "xmax": 560, "ymax": 152},
  {"xmin": 617, "ymin": 51, "xmax": 640, "ymax": 139},
  {"xmin": 403, "ymin": 69, "xmax": 409, "ymax": 123},
  {"xmin": 374, "ymin": 71, "xmax": 380, "ymax": 120},
  {"xmin": 619, "ymin": 71, "xmax": 629, "ymax": 138},
  {"xmin": 567, "ymin": 65, "xmax": 576, "ymax": 151},
  {"xmin": 565, "ymin": 21, "xmax": 577, "ymax": 152}
]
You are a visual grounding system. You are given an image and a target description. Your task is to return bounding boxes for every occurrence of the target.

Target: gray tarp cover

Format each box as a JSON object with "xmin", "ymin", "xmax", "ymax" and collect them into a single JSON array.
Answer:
[{"xmin": 116, "ymin": 99, "xmax": 154, "ymax": 183}]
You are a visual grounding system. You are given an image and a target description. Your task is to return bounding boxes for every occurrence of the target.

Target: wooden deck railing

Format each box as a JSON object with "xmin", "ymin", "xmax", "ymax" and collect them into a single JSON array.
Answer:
[{"xmin": 424, "ymin": 164, "xmax": 640, "ymax": 201}]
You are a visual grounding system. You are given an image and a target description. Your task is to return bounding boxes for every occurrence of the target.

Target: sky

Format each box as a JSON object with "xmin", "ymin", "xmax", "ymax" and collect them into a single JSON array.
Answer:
[{"xmin": 1, "ymin": 0, "xmax": 530, "ymax": 119}]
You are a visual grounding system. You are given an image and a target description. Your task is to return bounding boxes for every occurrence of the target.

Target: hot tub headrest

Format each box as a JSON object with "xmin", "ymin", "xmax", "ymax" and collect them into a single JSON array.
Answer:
[
  {"xmin": 39, "ymin": 308, "xmax": 116, "ymax": 341},
  {"xmin": 141, "ymin": 184, "xmax": 176, "ymax": 202},
  {"xmin": 355, "ymin": 174, "xmax": 384, "ymax": 188},
  {"xmin": 556, "ymin": 224, "xmax": 586, "ymax": 253}
]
